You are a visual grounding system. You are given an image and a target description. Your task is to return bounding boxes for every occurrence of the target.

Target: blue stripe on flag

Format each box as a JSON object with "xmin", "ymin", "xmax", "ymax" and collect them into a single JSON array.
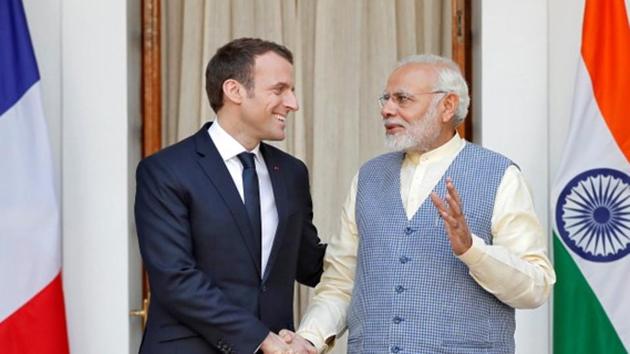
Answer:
[{"xmin": 0, "ymin": 0, "xmax": 40, "ymax": 117}]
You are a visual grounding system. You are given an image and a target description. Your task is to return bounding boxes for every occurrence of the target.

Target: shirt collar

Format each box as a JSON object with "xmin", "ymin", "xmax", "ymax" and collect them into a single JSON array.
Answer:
[
  {"xmin": 208, "ymin": 120, "xmax": 262, "ymax": 162},
  {"xmin": 404, "ymin": 133, "xmax": 464, "ymax": 165}
]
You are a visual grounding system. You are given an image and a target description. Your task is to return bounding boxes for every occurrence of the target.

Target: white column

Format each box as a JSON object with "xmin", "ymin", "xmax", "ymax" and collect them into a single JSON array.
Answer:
[
  {"xmin": 473, "ymin": 1, "xmax": 550, "ymax": 353},
  {"xmin": 58, "ymin": 0, "xmax": 142, "ymax": 353}
]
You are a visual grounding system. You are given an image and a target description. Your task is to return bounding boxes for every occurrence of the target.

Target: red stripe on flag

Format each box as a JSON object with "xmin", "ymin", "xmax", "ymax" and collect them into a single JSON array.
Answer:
[
  {"xmin": 0, "ymin": 273, "xmax": 69, "ymax": 354},
  {"xmin": 581, "ymin": 0, "xmax": 630, "ymax": 161}
]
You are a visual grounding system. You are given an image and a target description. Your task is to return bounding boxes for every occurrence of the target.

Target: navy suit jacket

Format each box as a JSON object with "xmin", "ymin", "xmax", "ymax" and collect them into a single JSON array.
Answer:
[{"xmin": 134, "ymin": 122, "xmax": 326, "ymax": 354}]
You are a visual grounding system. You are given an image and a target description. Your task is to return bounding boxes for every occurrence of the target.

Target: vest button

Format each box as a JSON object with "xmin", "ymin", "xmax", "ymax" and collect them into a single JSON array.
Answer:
[
  {"xmin": 395, "ymin": 285, "xmax": 405, "ymax": 294},
  {"xmin": 404, "ymin": 226, "xmax": 414, "ymax": 235},
  {"xmin": 261, "ymin": 285, "xmax": 267, "ymax": 292},
  {"xmin": 392, "ymin": 316, "xmax": 403, "ymax": 324},
  {"xmin": 399, "ymin": 256, "xmax": 410, "ymax": 264},
  {"xmin": 391, "ymin": 345, "xmax": 401, "ymax": 353}
]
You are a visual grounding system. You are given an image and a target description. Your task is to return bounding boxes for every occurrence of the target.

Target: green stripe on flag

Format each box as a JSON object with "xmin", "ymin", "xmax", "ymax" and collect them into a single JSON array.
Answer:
[{"xmin": 553, "ymin": 233, "xmax": 627, "ymax": 354}]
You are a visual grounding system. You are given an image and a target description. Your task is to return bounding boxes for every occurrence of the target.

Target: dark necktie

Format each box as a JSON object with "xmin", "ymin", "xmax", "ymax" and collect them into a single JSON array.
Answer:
[{"xmin": 237, "ymin": 152, "xmax": 261, "ymax": 264}]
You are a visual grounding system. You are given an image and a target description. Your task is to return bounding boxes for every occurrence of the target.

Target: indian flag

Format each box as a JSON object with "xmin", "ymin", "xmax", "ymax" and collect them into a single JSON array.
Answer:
[
  {"xmin": 552, "ymin": 0, "xmax": 630, "ymax": 353},
  {"xmin": 0, "ymin": 0, "xmax": 69, "ymax": 353}
]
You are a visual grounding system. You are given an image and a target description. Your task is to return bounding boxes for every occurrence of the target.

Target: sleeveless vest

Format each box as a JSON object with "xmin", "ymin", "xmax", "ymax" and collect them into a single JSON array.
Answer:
[{"xmin": 348, "ymin": 143, "xmax": 516, "ymax": 354}]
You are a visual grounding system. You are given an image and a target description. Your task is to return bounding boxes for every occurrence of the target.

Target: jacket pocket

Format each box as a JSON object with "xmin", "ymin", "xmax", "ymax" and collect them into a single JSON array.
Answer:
[{"xmin": 442, "ymin": 340, "xmax": 494, "ymax": 349}]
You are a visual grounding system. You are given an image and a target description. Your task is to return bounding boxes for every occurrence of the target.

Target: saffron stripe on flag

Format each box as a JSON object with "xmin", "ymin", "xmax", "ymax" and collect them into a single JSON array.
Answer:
[
  {"xmin": 581, "ymin": 0, "xmax": 630, "ymax": 159},
  {"xmin": 0, "ymin": 0, "xmax": 40, "ymax": 116}
]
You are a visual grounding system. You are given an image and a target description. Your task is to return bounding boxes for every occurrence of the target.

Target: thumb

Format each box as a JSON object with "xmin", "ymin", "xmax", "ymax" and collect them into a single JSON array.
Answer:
[{"xmin": 278, "ymin": 329, "xmax": 295, "ymax": 342}]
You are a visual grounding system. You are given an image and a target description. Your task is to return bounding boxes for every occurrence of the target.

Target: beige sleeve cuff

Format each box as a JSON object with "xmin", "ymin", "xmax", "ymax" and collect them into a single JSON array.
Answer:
[
  {"xmin": 296, "ymin": 330, "xmax": 335, "ymax": 353},
  {"xmin": 457, "ymin": 234, "xmax": 487, "ymax": 267}
]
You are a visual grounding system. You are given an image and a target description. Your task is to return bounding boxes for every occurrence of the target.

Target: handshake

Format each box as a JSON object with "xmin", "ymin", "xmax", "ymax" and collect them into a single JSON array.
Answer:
[{"xmin": 259, "ymin": 329, "xmax": 318, "ymax": 354}]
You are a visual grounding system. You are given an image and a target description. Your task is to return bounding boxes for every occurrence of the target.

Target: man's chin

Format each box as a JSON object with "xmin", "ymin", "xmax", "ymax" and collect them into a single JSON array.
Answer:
[
  {"xmin": 264, "ymin": 131, "xmax": 286, "ymax": 142},
  {"xmin": 385, "ymin": 134, "xmax": 418, "ymax": 152}
]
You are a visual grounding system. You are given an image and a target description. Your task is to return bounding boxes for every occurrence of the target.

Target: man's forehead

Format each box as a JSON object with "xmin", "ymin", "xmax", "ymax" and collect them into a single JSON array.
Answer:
[
  {"xmin": 253, "ymin": 52, "xmax": 294, "ymax": 85},
  {"xmin": 386, "ymin": 63, "xmax": 436, "ymax": 91},
  {"xmin": 254, "ymin": 51, "xmax": 293, "ymax": 69}
]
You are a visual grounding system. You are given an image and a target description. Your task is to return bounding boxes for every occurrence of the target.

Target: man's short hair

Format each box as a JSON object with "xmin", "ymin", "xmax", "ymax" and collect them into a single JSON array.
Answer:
[{"xmin": 205, "ymin": 38, "xmax": 293, "ymax": 113}]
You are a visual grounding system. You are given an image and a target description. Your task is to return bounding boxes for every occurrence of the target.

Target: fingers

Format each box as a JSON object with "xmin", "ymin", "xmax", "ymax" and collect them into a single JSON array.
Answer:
[
  {"xmin": 282, "ymin": 331, "xmax": 318, "ymax": 354},
  {"xmin": 431, "ymin": 179, "xmax": 473, "ymax": 255},
  {"xmin": 446, "ymin": 177, "xmax": 462, "ymax": 204},
  {"xmin": 279, "ymin": 329, "xmax": 295, "ymax": 343},
  {"xmin": 260, "ymin": 332, "xmax": 295, "ymax": 354},
  {"xmin": 432, "ymin": 179, "xmax": 463, "ymax": 217},
  {"xmin": 430, "ymin": 192, "xmax": 447, "ymax": 214},
  {"xmin": 445, "ymin": 178, "xmax": 463, "ymax": 217},
  {"xmin": 431, "ymin": 191, "xmax": 456, "ymax": 226}
]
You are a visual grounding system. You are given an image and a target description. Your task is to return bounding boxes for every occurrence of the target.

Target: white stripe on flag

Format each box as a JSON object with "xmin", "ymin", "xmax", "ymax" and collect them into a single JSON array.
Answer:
[{"xmin": 0, "ymin": 82, "xmax": 61, "ymax": 321}]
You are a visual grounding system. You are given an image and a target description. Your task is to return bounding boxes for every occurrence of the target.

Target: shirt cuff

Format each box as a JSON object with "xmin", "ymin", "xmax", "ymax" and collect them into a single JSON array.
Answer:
[
  {"xmin": 296, "ymin": 330, "xmax": 332, "ymax": 353},
  {"xmin": 457, "ymin": 234, "xmax": 487, "ymax": 267}
]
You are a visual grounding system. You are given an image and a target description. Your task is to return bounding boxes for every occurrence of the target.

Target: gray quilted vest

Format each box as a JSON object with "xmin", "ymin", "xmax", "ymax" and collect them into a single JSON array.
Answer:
[{"xmin": 348, "ymin": 143, "xmax": 516, "ymax": 354}]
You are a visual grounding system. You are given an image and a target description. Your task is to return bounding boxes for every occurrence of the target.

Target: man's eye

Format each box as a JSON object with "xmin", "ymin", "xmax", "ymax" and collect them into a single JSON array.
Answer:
[{"xmin": 396, "ymin": 95, "xmax": 411, "ymax": 104}]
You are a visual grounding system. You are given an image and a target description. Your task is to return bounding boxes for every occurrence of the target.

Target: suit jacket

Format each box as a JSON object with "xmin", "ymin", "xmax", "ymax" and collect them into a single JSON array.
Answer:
[{"xmin": 134, "ymin": 122, "xmax": 326, "ymax": 354}]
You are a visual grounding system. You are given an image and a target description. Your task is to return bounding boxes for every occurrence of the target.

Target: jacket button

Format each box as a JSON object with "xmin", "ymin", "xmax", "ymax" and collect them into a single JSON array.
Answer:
[
  {"xmin": 392, "ymin": 316, "xmax": 403, "ymax": 324},
  {"xmin": 261, "ymin": 285, "xmax": 267, "ymax": 292},
  {"xmin": 395, "ymin": 285, "xmax": 405, "ymax": 294},
  {"xmin": 391, "ymin": 345, "xmax": 401, "ymax": 353},
  {"xmin": 404, "ymin": 227, "xmax": 414, "ymax": 235},
  {"xmin": 399, "ymin": 256, "xmax": 410, "ymax": 264}
]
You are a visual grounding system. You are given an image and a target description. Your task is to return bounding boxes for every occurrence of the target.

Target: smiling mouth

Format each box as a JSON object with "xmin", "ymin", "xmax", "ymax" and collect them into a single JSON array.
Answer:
[{"xmin": 274, "ymin": 114, "xmax": 286, "ymax": 123}]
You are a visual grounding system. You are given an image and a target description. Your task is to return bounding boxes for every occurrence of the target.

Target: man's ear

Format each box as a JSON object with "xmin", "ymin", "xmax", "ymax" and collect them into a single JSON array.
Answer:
[
  {"xmin": 222, "ymin": 79, "xmax": 243, "ymax": 105},
  {"xmin": 440, "ymin": 93, "xmax": 459, "ymax": 124}
]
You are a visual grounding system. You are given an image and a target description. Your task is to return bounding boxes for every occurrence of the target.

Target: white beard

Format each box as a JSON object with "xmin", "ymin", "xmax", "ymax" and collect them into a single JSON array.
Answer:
[{"xmin": 384, "ymin": 101, "xmax": 441, "ymax": 153}]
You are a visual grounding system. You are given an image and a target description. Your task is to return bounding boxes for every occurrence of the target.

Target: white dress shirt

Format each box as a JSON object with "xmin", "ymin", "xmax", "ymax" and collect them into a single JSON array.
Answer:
[
  {"xmin": 208, "ymin": 120, "xmax": 278, "ymax": 276},
  {"xmin": 297, "ymin": 133, "xmax": 556, "ymax": 352}
]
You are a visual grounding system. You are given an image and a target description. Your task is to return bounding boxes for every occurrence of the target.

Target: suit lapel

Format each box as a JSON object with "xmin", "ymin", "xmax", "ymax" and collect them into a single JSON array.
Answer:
[
  {"xmin": 193, "ymin": 123, "xmax": 261, "ymax": 276},
  {"xmin": 260, "ymin": 144, "xmax": 289, "ymax": 282}
]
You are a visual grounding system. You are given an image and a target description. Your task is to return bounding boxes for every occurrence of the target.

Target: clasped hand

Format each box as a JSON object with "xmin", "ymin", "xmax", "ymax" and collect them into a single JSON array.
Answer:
[{"xmin": 259, "ymin": 329, "xmax": 317, "ymax": 354}]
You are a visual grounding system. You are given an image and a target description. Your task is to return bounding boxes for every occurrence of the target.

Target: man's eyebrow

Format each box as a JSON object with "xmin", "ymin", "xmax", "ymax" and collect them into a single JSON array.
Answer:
[
  {"xmin": 271, "ymin": 82, "xmax": 290, "ymax": 90},
  {"xmin": 385, "ymin": 90, "xmax": 412, "ymax": 96}
]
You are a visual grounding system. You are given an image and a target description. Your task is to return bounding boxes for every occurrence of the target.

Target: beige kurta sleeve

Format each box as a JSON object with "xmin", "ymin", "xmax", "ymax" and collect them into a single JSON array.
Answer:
[
  {"xmin": 297, "ymin": 174, "xmax": 359, "ymax": 352},
  {"xmin": 458, "ymin": 165, "xmax": 556, "ymax": 308}
]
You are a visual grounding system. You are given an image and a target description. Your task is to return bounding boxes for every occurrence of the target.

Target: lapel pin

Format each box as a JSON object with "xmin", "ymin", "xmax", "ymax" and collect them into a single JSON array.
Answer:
[{"xmin": 273, "ymin": 165, "xmax": 280, "ymax": 171}]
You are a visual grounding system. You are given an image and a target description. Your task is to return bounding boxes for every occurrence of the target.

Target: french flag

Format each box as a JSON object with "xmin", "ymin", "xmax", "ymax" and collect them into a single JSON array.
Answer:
[{"xmin": 0, "ymin": 0, "xmax": 70, "ymax": 353}]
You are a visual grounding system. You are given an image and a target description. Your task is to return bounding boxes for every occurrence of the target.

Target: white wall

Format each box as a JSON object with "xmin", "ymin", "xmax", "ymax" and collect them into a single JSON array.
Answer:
[
  {"xmin": 24, "ymin": 0, "xmax": 143, "ymax": 353},
  {"xmin": 473, "ymin": 1, "xmax": 550, "ymax": 353},
  {"xmin": 548, "ymin": 1, "xmax": 584, "ymax": 186}
]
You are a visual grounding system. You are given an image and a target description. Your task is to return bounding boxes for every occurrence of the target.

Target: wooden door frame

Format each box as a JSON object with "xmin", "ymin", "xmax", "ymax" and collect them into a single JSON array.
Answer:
[
  {"xmin": 142, "ymin": 0, "xmax": 161, "ymax": 157},
  {"xmin": 130, "ymin": 0, "xmax": 161, "ymax": 328},
  {"xmin": 452, "ymin": 0, "xmax": 473, "ymax": 140}
]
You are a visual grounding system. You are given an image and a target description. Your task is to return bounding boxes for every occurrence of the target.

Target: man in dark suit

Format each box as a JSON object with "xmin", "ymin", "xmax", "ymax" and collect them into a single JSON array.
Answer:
[{"xmin": 134, "ymin": 38, "xmax": 326, "ymax": 354}]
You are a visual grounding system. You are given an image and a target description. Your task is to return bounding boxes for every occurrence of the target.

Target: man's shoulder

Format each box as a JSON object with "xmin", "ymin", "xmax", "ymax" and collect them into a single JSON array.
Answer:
[
  {"xmin": 461, "ymin": 142, "xmax": 515, "ymax": 167},
  {"xmin": 138, "ymin": 133, "xmax": 198, "ymax": 171},
  {"xmin": 361, "ymin": 151, "xmax": 404, "ymax": 170}
]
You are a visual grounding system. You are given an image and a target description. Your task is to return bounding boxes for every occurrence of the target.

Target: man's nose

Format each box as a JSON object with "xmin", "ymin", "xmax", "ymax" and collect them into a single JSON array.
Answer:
[
  {"xmin": 285, "ymin": 91, "xmax": 299, "ymax": 111},
  {"xmin": 381, "ymin": 99, "xmax": 397, "ymax": 118}
]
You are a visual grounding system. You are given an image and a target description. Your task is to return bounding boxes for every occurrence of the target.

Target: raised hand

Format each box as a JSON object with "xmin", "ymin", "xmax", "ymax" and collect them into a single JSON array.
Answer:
[
  {"xmin": 430, "ymin": 177, "xmax": 472, "ymax": 255},
  {"xmin": 279, "ymin": 329, "xmax": 317, "ymax": 354}
]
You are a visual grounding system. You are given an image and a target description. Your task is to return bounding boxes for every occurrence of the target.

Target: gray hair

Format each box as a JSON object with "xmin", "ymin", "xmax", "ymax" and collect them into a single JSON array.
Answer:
[{"xmin": 397, "ymin": 54, "xmax": 470, "ymax": 126}]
